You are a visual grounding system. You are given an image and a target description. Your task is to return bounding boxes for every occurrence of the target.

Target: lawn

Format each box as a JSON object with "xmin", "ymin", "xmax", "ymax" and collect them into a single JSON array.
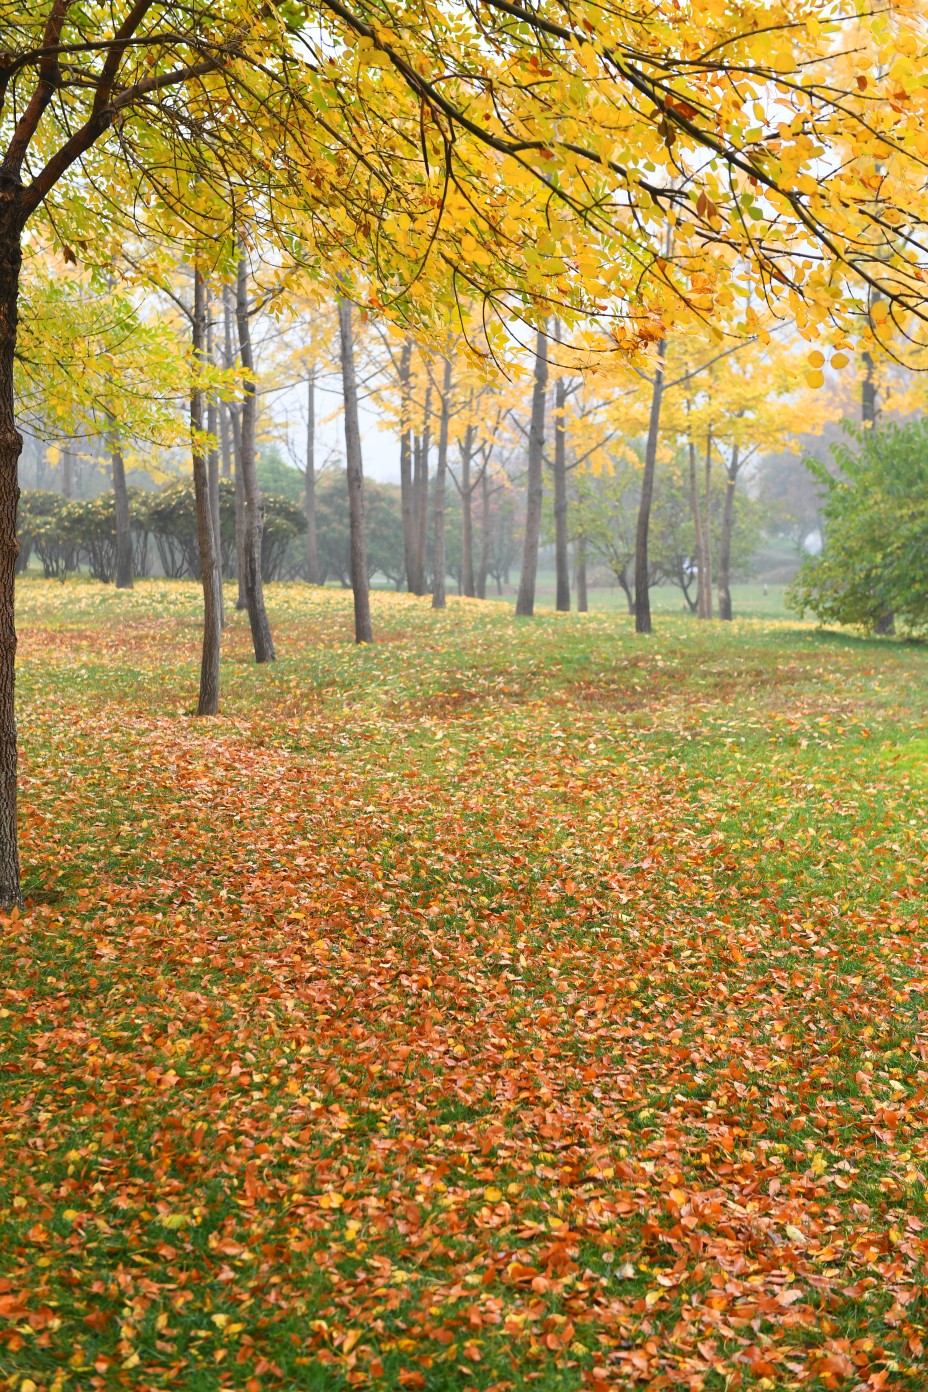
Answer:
[{"xmin": 2, "ymin": 578, "xmax": 927, "ymax": 1392}]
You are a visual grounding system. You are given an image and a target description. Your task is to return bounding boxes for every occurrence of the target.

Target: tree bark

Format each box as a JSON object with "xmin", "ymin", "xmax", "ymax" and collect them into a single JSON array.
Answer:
[
  {"xmin": 235, "ymin": 251, "xmax": 275, "ymax": 662},
  {"xmin": 110, "ymin": 435, "xmax": 133, "ymax": 589},
  {"xmin": 205, "ymin": 287, "xmax": 224, "ymax": 627},
  {"xmin": 717, "ymin": 444, "xmax": 738, "ymax": 621},
  {"xmin": 224, "ymin": 285, "xmax": 246, "ymax": 606},
  {"xmin": 552, "ymin": 375, "xmax": 570, "ymax": 612},
  {"xmin": 515, "ymin": 328, "xmax": 549, "ymax": 617},
  {"xmin": 634, "ymin": 339, "xmax": 666, "ymax": 635},
  {"xmin": 703, "ymin": 427, "xmax": 713, "ymax": 618},
  {"xmin": 219, "ymin": 401, "xmax": 233, "ymax": 480},
  {"xmin": 304, "ymin": 369, "xmax": 320, "ymax": 584},
  {"xmin": 687, "ymin": 436, "xmax": 705, "ymax": 618},
  {"xmin": 412, "ymin": 385, "xmax": 431, "ymax": 595},
  {"xmin": 397, "ymin": 338, "xmax": 416, "ymax": 592},
  {"xmin": 192, "ymin": 270, "xmax": 222, "ymax": 714},
  {"xmin": 0, "ymin": 209, "xmax": 24, "ymax": 906},
  {"xmin": 338, "ymin": 299, "xmax": 373, "ymax": 643},
  {"xmin": 862, "ymin": 349, "xmax": 877, "ymax": 425},
  {"xmin": 477, "ymin": 464, "xmax": 490, "ymax": 600},
  {"xmin": 575, "ymin": 533, "xmax": 588, "ymax": 613},
  {"xmin": 459, "ymin": 425, "xmax": 476, "ymax": 598},
  {"xmin": 431, "ymin": 357, "xmax": 452, "ymax": 610}
]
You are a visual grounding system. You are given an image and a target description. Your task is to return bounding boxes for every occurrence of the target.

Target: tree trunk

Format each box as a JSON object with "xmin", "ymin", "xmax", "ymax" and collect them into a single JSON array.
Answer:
[
  {"xmin": 61, "ymin": 444, "xmax": 74, "ymax": 499},
  {"xmin": 192, "ymin": 270, "xmax": 222, "ymax": 714},
  {"xmin": 235, "ymin": 252, "xmax": 275, "ymax": 662},
  {"xmin": 477, "ymin": 465, "xmax": 489, "ymax": 600},
  {"xmin": 431, "ymin": 357, "xmax": 452, "ymax": 610},
  {"xmin": 338, "ymin": 299, "xmax": 373, "ymax": 643},
  {"xmin": 397, "ymin": 338, "xmax": 416, "ymax": 592},
  {"xmin": 717, "ymin": 444, "xmax": 738, "ymax": 621},
  {"xmin": 110, "ymin": 435, "xmax": 133, "ymax": 589},
  {"xmin": 219, "ymin": 401, "xmax": 233, "ymax": 479},
  {"xmin": 0, "ymin": 212, "xmax": 24, "ymax": 907},
  {"xmin": 412, "ymin": 385, "xmax": 431, "ymax": 595},
  {"xmin": 304, "ymin": 369, "xmax": 320, "ymax": 584},
  {"xmin": 460, "ymin": 426, "xmax": 475, "ymax": 598},
  {"xmin": 634, "ymin": 339, "xmax": 666, "ymax": 635},
  {"xmin": 515, "ymin": 328, "xmax": 549, "ymax": 617},
  {"xmin": 703, "ymin": 428, "xmax": 713, "ymax": 618},
  {"xmin": 224, "ymin": 286, "xmax": 247, "ymax": 606},
  {"xmin": 205, "ymin": 288, "xmax": 224, "ymax": 627},
  {"xmin": 553, "ymin": 375, "xmax": 570, "ymax": 611},
  {"xmin": 862, "ymin": 349, "xmax": 877, "ymax": 425},
  {"xmin": 575, "ymin": 533, "xmax": 588, "ymax": 613},
  {"xmin": 687, "ymin": 436, "xmax": 706, "ymax": 618}
]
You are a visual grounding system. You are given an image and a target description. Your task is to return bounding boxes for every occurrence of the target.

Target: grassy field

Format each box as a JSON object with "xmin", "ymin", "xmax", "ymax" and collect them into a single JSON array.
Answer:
[{"xmin": 2, "ymin": 577, "xmax": 927, "ymax": 1392}]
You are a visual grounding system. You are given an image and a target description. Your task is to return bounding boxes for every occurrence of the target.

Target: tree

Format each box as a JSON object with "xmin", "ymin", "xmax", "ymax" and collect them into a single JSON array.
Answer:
[
  {"xmin": 235, "ymin": 251, "xmax": 275, "ymax": 662},
  {"xmin": 338, "ymin": 299, "xmax": 373, "ymax": 644},
  {"xmin": 515, "ymin": 330, "xmax": 549, "ymax": 618},
  {"xmin": 191, "ymin": 269, "xmax": 222, "ymax": 715},
  {"xmin": 788, "ymin": 421, "xmax": 928, "ymax": 635},
  {"xmin": 431, "ymin": 357, "xmax": 453, "ymax": 611}
]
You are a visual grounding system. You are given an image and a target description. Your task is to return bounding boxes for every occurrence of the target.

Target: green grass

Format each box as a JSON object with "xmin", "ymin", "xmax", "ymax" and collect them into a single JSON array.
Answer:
[{"xmin": 1, "ymin": 577, "xmax": 927, "ymax": 1392}]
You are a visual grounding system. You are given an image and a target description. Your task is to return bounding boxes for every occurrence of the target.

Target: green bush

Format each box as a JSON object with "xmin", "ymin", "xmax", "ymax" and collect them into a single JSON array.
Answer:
[
  {"xmin": 788, "ymin": 420, "xmax": 928, "ymax": 635},
  {"xmin": 17, "ymin": 491, "xmax": 67, "ymax": 577}
]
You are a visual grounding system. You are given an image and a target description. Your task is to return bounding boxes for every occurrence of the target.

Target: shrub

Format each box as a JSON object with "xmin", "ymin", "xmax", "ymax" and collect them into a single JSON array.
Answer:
[{"xmin": 788, "ymin": 420, "xmax": 928, "ymax": 635}]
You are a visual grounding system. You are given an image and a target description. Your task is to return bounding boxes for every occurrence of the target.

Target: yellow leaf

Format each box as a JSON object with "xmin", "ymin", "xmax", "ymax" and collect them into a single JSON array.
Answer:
[{"xmin": 483, "ymin": 1186, "xmax": 503, "ymax": 1202}]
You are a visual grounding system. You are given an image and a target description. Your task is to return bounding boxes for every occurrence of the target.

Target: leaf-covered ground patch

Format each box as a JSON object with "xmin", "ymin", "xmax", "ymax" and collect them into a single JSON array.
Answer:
[{"xmin": 2, "ymin": 579, "xmax": 928, "ymax": 1391}]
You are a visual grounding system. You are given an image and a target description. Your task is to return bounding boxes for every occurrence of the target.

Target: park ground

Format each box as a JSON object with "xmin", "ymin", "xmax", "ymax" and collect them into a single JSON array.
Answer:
[{"xmin": 1, "ymin": 578, "xmax": 927, "ymax": 1392}]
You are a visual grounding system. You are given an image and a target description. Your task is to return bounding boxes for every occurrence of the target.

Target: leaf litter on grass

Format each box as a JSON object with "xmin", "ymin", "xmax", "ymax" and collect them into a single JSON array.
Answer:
[{"xmin": 2, "ymin": 578, "xmax": 928, "ymax": 1391}]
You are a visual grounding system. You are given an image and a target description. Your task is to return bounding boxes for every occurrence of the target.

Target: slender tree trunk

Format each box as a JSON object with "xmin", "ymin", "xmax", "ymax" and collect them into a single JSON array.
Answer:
[
  {"xmin": 0, "ymin": 212, "xmax": 24, "ymax": 907},
  {"xmin": 235, "ymin": 251, "xmax": 275, "ymax": 662},
  {"xmin": 703, "ymin": 427, "xmax": 713, "ymax": 619},
  {"xmin": 338, "ymin": 300, "xmax": 373, "ymax": 643},
  {"xmin": 110, "ymin": 435, "xmax": 133, "ymax": 589},
  {"xmin": 687, "ymin": 437, "xmax": 705, "ymax": 618},
  {"xmin": 410, "ymin": 435, "xmax": 423, "ymax": 591},
  {"xmin": 397, "ymin": 338, "xmax": 416, "ymax": 592},
  {"xmin": 862, "ymin": 350, "xmax": 877, "ymax": 425},
  {"xmin": 205, "ymin": 289, "xmax": 224, "ymax": 628},
  {"xmin": 219, "ymin": 401, "xmax": 233, "ymax": 480},
  {"xmin": 477, "ymin": 465, "xmax": 490, "ymax": 600},
  {"xmin": 61, "ymin": 444, "xmax": 74, "ymax": 500},
  {"xmin": 304, "ymin": 369, "xmax": 320, "ymax": 584},
  {"xmin": 224, "ymin": 286, "xmax": 247, "ymax": 607},
  {"xmin": 717, "ymin": 444, "xmax": 738, "ymax": 621},
  {"xmin": 232, "ymin": 411, "xmax": 246, "ymax": 603},
  {"xmin": 412, "ymin": 385, "xmax": 431, "ymax": 594},
  {"xmin": 431, "ymin": 357, "xmax": 452, "ymax": 610},
  {"xmin": 575, "ymin": 533, "xmax": 588, "ymax": 613},
  {"xmin": 553, "ymin": 376, "xmax": 570, "ymax": 611},
  {"xmin": 634, "ymin": 339, "xmax": 666, "ymax": 635},
  {"xmin": 191, "ymin": 270, "xmax": 222, "ymax": 714},
  {"xmin": 515, "ymin": 328, "xmax": 549, "ymax": 617},
  {"xmin": 460, "ymin": 428, "xmax": 476, "ymax": 598}
]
